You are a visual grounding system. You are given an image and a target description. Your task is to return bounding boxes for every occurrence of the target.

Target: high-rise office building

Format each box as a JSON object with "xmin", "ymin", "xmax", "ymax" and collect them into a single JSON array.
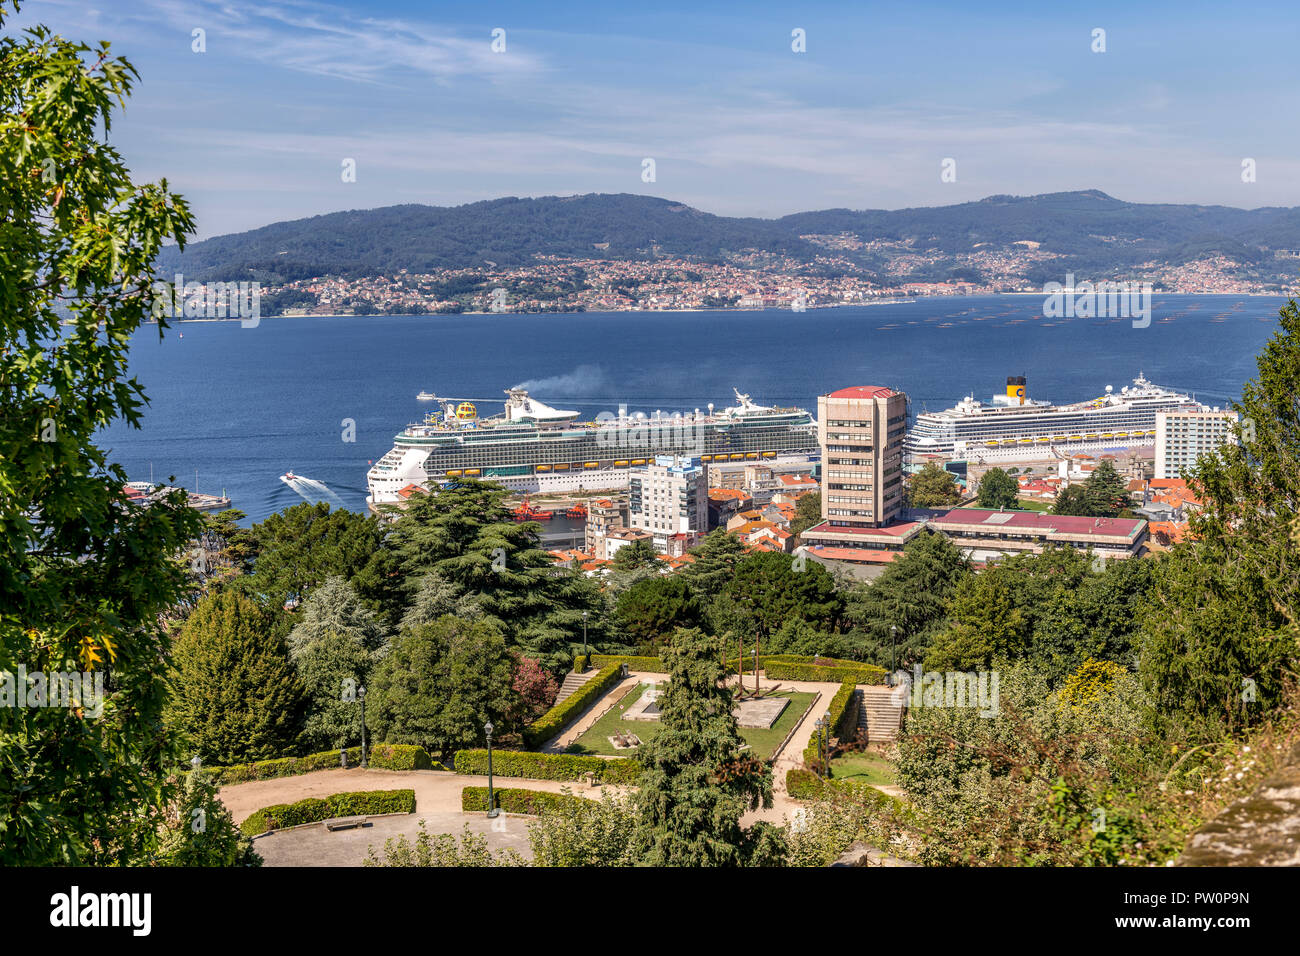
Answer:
[
  {"xmin": 628, "ymin": 455, "xmax": 708, "ymax": 551},
  {"xmin": 818, "ymin": 386, "xmax": 908, "ymax": 527}
]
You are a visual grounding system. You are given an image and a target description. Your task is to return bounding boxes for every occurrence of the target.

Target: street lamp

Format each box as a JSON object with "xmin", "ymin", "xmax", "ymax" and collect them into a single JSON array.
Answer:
[
  {"xmin": 890, "ymin": 624, "xmax": 898, "ymax": 678},
  {"xmin": 814, "ymin": 716, "xmax": 826, "ymax": 775},
  {"xmin": 358, "ymin": 684, "xmax": 368, "ymax": 769},
  {"xmin": 190, "ymin": 755, "xmax": 201, "ymax": 774},
  {"xmin": 582, "ymin": 609, "xmax": 589, "ymax": 658},
  {"xmin": 484, "ymin": 720, "xmax": 500, "ymax": 818}
]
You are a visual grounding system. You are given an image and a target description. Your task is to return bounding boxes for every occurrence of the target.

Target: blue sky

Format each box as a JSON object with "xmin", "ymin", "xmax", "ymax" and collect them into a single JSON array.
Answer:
[{"xmin": 14, "ymin": 0, "xmax": 1300, "ymax": 237}]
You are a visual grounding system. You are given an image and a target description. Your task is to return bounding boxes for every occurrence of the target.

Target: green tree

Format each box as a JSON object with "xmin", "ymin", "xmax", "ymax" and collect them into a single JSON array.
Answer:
[
  {"xmin": 1050, "ymin": 483, "xmax": 1092, "ymax": 516},
  {"xmin": 841, "ymin": 531, "xmax": 970, "ymax": 667},
  {"xmin": 286, "ymin": 575, "xmax": 386, "ymax": 658},
  {"xmin": 166, "ymin": 591, "xmax": 307, "ymax": 763},
  {"xmin": 789, "ymin": 491, "xmax": 822, "ymax": 538},
  {"xmin": 1082, "ymin": 460, "xmax": 1131, "ymax": 517},
  {"xmin": 294, "ymin": 629, "xmax": 373, "ymax": 752},
  {"xmin": 0, "ymin": 4, "xmax": 204, "ymax": 862},
  {"xmin": 680, "ymin": 529, "xmax": 749, "ymax": 601},
  {"xmin": 611, "ymin": 538, "xmax": 662, "ymax": 571},
  {"xmin": 907, "ymin": 462, "xmax": 962, "ymax": 508},
  {"xmin": 615, "ymin": 576, "xmax": 707, "ymax": 652},
  {"xmin": 976, "ymin": 468, "xmax": 1019, "ymax": 510},
  {"xmin": 924, "ymin": 566, "xmax": 1031, "ymax": 671},
  {"xmin": 155, "ymin": 769, "xmax": 261, "ymax": 867},
  {"xmin": 715, "ymin": 551, "xmax": 841, "ymax": 648},
  {"xmin": 633, "ymin": 627, "xmax": 775, "ymax": 866},
  {"xmin": 367, "ymin": 615, "xmax": 517, "ymax": 759},
  {"xmin": 384, "ymin": 479, "xmax": 591, "ymax": 668}
]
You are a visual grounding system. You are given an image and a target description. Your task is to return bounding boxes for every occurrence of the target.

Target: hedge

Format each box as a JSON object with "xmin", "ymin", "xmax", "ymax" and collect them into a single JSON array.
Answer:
[
  {"xmin": 523, "ymin": 662, "xmax": 622, "ymax": 748},
  {"xmin": 802, "ymin": 679, "xmax": 858, "ymax": 771},
  {"xmin": 454, "ymin": 749, "xmax": 641, "ymax": 785},
  {"xmin": 460, "ymin": 786, "xmax": 590, "ymax": 815},
  {"xmin": 764, "ymin": 660, "xmax": 887, "ymax": 683},
  {"xmin": 573, "ymin": 652, "xmax": 590, "ymax": 674},
  {"xmin": 200, "ymin": 744, "xmax": 443, "ymax": 785},
  {"xmin": 785, "ymin": 769, "xmax": 897, "ymax": 811},
  {"xmin": 590, "ymin": 653, "xmax": 881, "ymax": 680},
  {"xmin": 241, "ymin": 789, "xmax": 416, "ymax": 835}
]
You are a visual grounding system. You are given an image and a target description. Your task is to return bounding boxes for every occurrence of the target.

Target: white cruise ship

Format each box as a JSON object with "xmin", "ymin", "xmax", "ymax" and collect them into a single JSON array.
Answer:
[
  {"xmin": 905, "ymin": 374, "xmax": 1204, "ymax": 464},
  {"xmin": 367, "ymin": 388, "xmax": 819, "ymax": 506}
]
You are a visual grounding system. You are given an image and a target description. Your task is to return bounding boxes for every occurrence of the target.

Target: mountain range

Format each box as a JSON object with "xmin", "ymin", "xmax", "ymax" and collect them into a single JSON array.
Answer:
[{"xmin": 156, "ymin": 190, "xmax": 1300, "ymax": 289}]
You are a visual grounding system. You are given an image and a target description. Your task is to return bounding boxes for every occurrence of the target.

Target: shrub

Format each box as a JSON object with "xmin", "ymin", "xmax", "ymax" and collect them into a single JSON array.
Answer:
[
  {"xmin": 453, "ymin": 749, "xmax": 641, "ymax": 785},
  {"xmin": 523, "ymin": 662, "xmax": 621, "ymax": 748},
  {"xmin": 241, "ymin": 789, "xmax": 416, "ymax": 835},
  {"xmin": 590, "ymin": 654, "xmax": 663, "ymax": 672},
  {"xmin": 460, "ymin": 786, "xmax": 590, "ymax": 815},
  {"xmin": 785, "ymin": 769, "xmax": 899, "ymax": 813},
  {"xmin": 202, "ymin": 744, "xmax": 442, "ymax": 785},
  {"xmin": 764, "ymin": 660, "xmax": 886, "ymax": 683},
  {"xmin": 802, "ymin": 679, "xmax": 859, "ymax": 771}
]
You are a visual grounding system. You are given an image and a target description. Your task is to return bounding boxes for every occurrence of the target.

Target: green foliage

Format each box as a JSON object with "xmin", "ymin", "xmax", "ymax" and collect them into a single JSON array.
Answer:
[
  {"xmin": 923, "ymin": 565, "xmax": 1031, "ymax": 671},
  {"xmin": 0, "ymin": 4, "xmax": 205, "ymax": 864},
  {"xmin": 764, "ymin": 660, "xmax": 887, "ymax": 683},
  {"xmin": 788, "ymin": 491, "xmax": 823, "ymax": 538},
  {"xmin": 523, "ymin": 662, "xmax": 621, "ymax": 748},
  {"xmin": 460, "ymin": 786, "xmax": 589, "ymax": 815},
  {"xmin": 365, "ymin": 821, "xmax": 527, "ymax": 867},
  {"xmin": 801, "ymin": 679, "xmax": 859, "ymax": 772},
  {"xmin": 166, "ymin": 590, "xmax": 307, "ymax": 764},
  {"xmin": 453, "ymin": 748, "xmax": 641, "ymax": 785},
  {"xmin": 155, "ymin": 770, "xmax": 261, "ymax": 866},
  {"xmin": 680, "ymin": 529, "xmax": 749, "ymax": 601},
  {"xmin": 293, "ymin": 629, "xmax": 372, "ymax": 752},
  {"xmin": 383, "ymin": 478, "xmax": 593, "ymax": 668},
  {"xmin": 906, "ymin": 462, "xmax": 963, "ymax": 508},
  {"xmin": 367, "ymin": 614, "xmax": 516, "ymax": 758},
  {"xmin": 976, "ymin": 468, "xmax": 1019, "ymax": 510},
  {"xmin": 201, "ymin": 743, "xmax": 439, "ymax": 785},
  {"xmin": 525, "ymin": 790, "xmax": 639, "ymax": 867},
  {"xmin": 1051, "ymin": 463, "xmax": 1131, "ymax": 517},
  {"xmin": 287, "ymin": 575, "xmax": 386, "ymax": 657},
  {"xmin": 841, "ymin": 531, "xmax": 971, "ymax": 668},
  {"xmin": 241, "ymin": 789, "xmax": 415, "ymax": 835},
  {"xmin": 714, "ymin": 551, "xmax": 841, "ymax": 644},
  {"xmin": 633, "ymin": 627, "xmax": 774, "ymax": 866},
  {"xmin": 615, "ymin": 575, "xmax": 707, "ymax": 652}
]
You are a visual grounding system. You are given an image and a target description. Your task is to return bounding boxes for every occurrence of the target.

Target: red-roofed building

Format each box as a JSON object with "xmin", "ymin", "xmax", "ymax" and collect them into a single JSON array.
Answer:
[{"xmin": 928, "ymin": 507, "xmax": 1147, "ymax": 561}]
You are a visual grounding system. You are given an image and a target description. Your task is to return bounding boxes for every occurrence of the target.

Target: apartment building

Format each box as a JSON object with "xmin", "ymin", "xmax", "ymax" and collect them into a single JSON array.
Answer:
[{"xmin": 1155, "ymin": 408, "xmax": 1240, "ymax": 479}]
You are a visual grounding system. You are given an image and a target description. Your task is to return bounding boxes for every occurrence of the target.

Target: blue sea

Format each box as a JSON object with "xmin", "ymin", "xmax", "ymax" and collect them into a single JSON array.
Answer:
[{"xmin": 100, "ymin": 294, "xmax": 1289, "ymax": 523}]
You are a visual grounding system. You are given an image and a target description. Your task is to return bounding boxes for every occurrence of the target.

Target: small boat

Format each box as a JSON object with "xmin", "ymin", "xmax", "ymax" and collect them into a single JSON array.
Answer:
[
  {"xmin": 417, "ymin": 391, "xmax": 436, "ymax": 401},
  {"xmin": 281, "ymin": 470, "xmax": 298, "ymax": 482}
]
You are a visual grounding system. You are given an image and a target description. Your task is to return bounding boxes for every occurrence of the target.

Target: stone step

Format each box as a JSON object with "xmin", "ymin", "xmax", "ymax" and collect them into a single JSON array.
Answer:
[{"xmin": 554, "ymin": 668, "xmax": 600, "ymax": 706}]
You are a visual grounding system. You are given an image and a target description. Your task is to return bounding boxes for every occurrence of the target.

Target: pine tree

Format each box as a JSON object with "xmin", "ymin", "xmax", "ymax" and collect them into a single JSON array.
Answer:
[
  {"xmin": 167, "ymin": 591, "xmax": 307, "ymax": 763},
  {"xmin": 633, "ymin": 627, "xmax": 773, "ymax": 866},
  {"xmin": 294, "ymin": 629, "xmax": 372, "ymax": 752},
  {"xmin": 287, "ymin": 575, "xmax": 386, "ymax": 658},
  {"xmin": 680, "ymin": 529, "xmax": 749, "ymax": 601}
]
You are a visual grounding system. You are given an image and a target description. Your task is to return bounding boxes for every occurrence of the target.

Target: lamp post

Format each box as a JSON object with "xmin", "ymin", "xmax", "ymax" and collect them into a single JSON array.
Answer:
[
  {"xmin": 485, "ymin": 721, "xmax": 500, "ymax": 818},
  {"xmin": 190, "ymin": 755, "xmax": 201, "ymax": 775},
  {"xmin": 890, "ymin": 624, "xmax": 898, "ymax": 677},
  {"xmin": 582, "ymin": 609, "xmax": 588, "ymax": 657},
  {"xmin": 358, "ymin": 684, "xmax": 368, "ymax": 769},
  {"xmin": 814, "ymin": 717, "xmax": 826, "ymax": 775}
]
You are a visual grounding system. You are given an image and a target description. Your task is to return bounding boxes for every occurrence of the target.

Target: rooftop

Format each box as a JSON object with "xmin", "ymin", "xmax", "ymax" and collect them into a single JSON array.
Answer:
[
  {"xmin": 826, "ymin": 385, "xmax": 896, "ymax": 400},
  {"xmin": 929, "ymin": 508, "xmax": 1144, "ymax": 539}
]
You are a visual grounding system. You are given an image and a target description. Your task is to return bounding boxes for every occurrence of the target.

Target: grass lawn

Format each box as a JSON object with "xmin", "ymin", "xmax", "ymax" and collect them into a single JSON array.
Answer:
[
  {"xmin": 1012, "ymin": 498, "xmax": 1054, "ymax": 512},
  {"xmin": 567, "ymin": 684, "xmax": 816, "ymax": 761},
  {"xmin": 829, "ymin": 750, "xmax": 898, "ymax": 787}
]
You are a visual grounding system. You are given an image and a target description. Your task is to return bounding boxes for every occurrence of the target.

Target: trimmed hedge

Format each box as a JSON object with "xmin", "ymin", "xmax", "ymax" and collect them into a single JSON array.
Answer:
[
  {"xmin": 590, "ymin": 653, "xmax": 882, "ymax": 681},
  {"xmin": 454, "ymin": 748, "xmax": 641, "ymax": 785},
  {"xmin": 460, "ymin": 786, "xmax": 589, "ymax": 815},
  {"xmin": 523, "ymin": 662, "xmax": 622, "ymax": 748},
  {"xmin": 201, "ymin": 744, "xmax": 443, "ymax": 785},
  {"xmin": 764, "ymin": 660, "xmax": 887, "ymax": 683},
  {"xmin": 802, "ymin": 679, "xmax": 858, "ymax": 771},
  {"xmin": 573, "ymin": 652, "xmax": 590, "ymax": 674},
  {"xmin": 241, "ymin": 788, "xmax": 416, "ymax": 835},
  {"xmin": 785, "ymin": 769, "xmax": 897, "ymax": 811}
]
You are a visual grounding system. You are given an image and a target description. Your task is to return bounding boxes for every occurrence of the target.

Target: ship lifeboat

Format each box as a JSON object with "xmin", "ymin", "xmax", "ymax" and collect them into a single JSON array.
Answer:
[
  {"xmin": 464, "ymin": 469, "xmax": 481, "ymax": 476},
  {"xmin": 985, "ymin": 441, "xmax": 999, "ymax": 447},
  {"xmin": 1114, "ymin": 431, "xmax": 1128, "ymax": 438},
  {"xmin": 1101, "ymin": 433, "xmax": 1114, "ymax": 440},
  {"xmin": 1036, "ymin": 436, "xmax": 1050, "ymax": 443},
  {"xmin": 700, "ymin": 455, "xmax": 713, "ymax": 461},
  {"xmin": 1018, "ymin": 438, "xmax": 1034, "ymax": 444},
  {"xmin": 554, "ymin": 463, "xmax": 569, "ymax": 471},
  {"xmin": 1052, "ymin": 436, "xmax": 1067, "ymax": 442},
  {"xmin": 745, "ymin": 453, "xmax": 759, "ymax": 460},
  {"xmin": 583, "ymin": 461, "xmax": 598, "ymax": 469},
  {"xmin": 446, "ymin": 470, "xmax": 462, "ymax": 477},
  {"xmin": 614, "ymin": 460, "xmax": 629, "ymax": 467},
  {"xmin": 1085, "ymin": 434, "xmax": 1098, "ymax": 440},
  {"xmin": 1145, "ymin": 429, "xmax": 1157, "ymax": 436},
  {"xmin": 536, "ymin": 465, "xmax": 551, "ymax": 472},
  {"xmin": 729, "ymin": 453, "xmax": 744, "ymax": 460},
  {"xmin": 761, "ymin": 451, "xmax": 776, "ymax": 458},
  {"xmin": 630, "ymin": 459, "xmax": 646, "ymax": 466}
]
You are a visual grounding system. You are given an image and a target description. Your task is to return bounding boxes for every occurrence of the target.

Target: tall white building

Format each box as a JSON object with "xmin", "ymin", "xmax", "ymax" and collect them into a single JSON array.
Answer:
[
  {"xmin": 1155, "ymin": 408, "xmax": 1239, "ymax": 479},
  {"xmin": 629, "ymin": 455, "xmax": 708, "ymax": 551}
]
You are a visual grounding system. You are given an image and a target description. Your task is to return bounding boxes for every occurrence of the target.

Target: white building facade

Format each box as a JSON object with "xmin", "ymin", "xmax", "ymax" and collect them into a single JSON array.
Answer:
[
  {"xmin": 1155, "ymin": 409, "xmax": 1239, "ymax": 479},
  {"xmin": 628, "ymin": 455, "xmax": 708, "ymax": 551}
]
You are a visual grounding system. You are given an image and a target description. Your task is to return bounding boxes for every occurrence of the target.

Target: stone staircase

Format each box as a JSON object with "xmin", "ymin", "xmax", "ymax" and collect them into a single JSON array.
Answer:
[
  {"xmin": 554, "ymin": 668, "xmax": 600, "ymax": 706},
  {"xmin": 860, "ymin": 686, "xmax": 906, "ymax": 744}
]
